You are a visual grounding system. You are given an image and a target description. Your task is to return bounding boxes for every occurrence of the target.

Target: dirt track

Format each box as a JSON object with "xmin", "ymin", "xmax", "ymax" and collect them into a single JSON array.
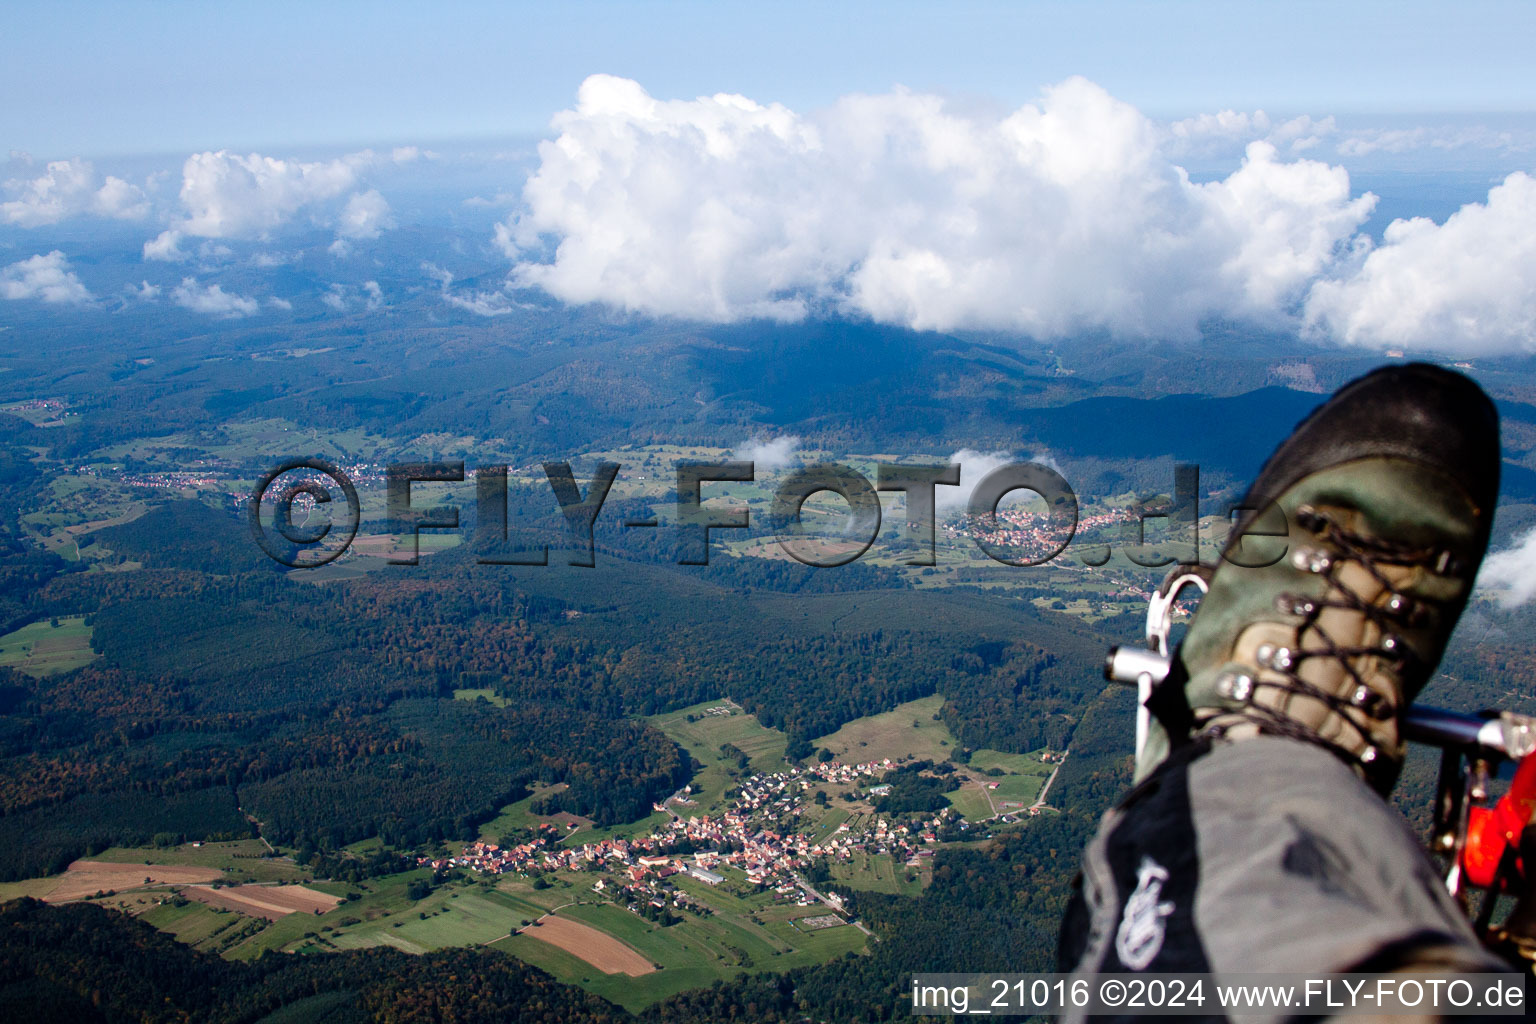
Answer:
[{"xmin": 519, "ymin": 914, "xmax": 655, "ymax": 976}]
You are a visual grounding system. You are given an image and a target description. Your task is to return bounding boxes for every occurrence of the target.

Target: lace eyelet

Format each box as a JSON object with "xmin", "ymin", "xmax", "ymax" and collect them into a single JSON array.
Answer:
[
  {"xmin": 1216, "ymin": 672, "xmax": 1254, "ymax": 702},
  {"xmin": 1275, "ymin": 593, "xmax": 1316, "ymax": 617},
  {"xmin": 1290, "ymin": 546, "xmax": 1332, "ymax": 573},
  {"xmin": 1295, "ymin": 505, "xmax": 1328, "ymax": 533},
  {"xmin": 1351, "ymin": 686, "xmax": 1390, "ymax": 719}
]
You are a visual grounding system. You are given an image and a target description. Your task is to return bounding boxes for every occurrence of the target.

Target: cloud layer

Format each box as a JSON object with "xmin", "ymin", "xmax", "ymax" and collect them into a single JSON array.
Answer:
[
  {"xmin": 501, "ymin": 76, "xmax": 1536, "ymax": 354},
  {"xmin": 4, "ymin": 83, "xmax": 1531, "ymax": 355},
  {"xmin": 502, "ymin": 76, "xmax": 1375, "ymax": 339}
]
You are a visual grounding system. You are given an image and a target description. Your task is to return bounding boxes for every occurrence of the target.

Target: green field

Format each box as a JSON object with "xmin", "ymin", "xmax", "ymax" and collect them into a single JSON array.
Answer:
[
  {"xmin": 988, "ymin": 773, "xmax": 1046, "ymax": 808},
  {"xmin": 133, "ymin": 898, "xmax": 264, "ymax": 954},
  {"xmin": 649, "ymin": 699, "xmax": 789, "ymax": 773},
  {"xmin": 93, "ymin": 418, "xmax": 385, "ymax": 466},
  {"xmin": 491, "ymin": 873, "xmax": 867, "ymax": 1012},
  {"xmin": 943, "ymin": 783, "xmax": 998, "ymax": 822},
  {"xmin": 967, "ymin": 748, "xmax": 1053, "ymax": 775},
  {"xmin": 326, "ymin": 887, "xmax": 533, "ymax": 953},
  {"xmin": 224, "ymin": 867, "xmax": 439, "ymax": 961},
  {"xmin": 556, "ymin": 810, "xmax": 672, "ymax": 847},
  {"xmin": 0, "ymin": 401, "xmax": 78, "ymax": 428},
  {"xmin": 827, "ymin": 852, "xmax": 926, "ymax": 896},
  {"xmin": 453, "ymin": 687, "xmax": 509, "ymax": 707},
  {"xmin": 476, "ymin": 783, "xmax": 590, "ymax": 843},
  {"xmin": 647, "ymin": 699, "xmax": 790, "ymax": 821},
  {"xmin": 0, "ymin": 875, "xmax": 66, "ymax": 902},
  {"xmin": 941, "ymin": 749, "xmax": 1053, "ymax": 821},
  {"xmin": 811, "ymin": 693, "xmax": 955, "ymax": 763},
  {"xmin": 298, "ymin": 530, "xmax": 464, "ymax": 582},
  {"xmin": 0, "ymin": 616, "xmax": 97, "ymax": 676},
  {"xmin": 204, "ymin": 858, "xmax": 871, "ymax": 1013},
  {"xmin": 219, "ymin": 857, "xmax": 873, "ymax": 1013}
]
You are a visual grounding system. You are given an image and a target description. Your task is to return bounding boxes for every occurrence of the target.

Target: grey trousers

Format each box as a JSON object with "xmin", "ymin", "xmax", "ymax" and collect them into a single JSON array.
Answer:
[{"xmin": 1059, "ymin": 737, "xmax": 1504, "ymax": 981}]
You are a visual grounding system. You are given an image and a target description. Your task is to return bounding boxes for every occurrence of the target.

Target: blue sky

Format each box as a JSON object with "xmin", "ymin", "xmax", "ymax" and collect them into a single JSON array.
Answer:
[{"xmin": 5, "ymin": 0, "xmax": 1536, "ymax": 157}]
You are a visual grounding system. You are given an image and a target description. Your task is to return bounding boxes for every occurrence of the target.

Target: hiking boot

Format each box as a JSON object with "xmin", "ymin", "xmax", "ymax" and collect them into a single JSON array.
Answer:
[{"xmin": 1140, "ymin": 362, "xmax": 1501, "ymax": 793}]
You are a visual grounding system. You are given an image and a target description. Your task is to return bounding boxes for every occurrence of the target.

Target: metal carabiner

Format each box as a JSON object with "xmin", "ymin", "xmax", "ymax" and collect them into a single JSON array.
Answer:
[{"xmin": 1144, "ymin": 564, "xmax": 1213, "ymax": 658}]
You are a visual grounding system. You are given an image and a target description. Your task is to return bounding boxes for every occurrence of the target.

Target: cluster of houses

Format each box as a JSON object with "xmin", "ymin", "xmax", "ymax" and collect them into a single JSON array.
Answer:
[
  {"xmin": 947, "ymin": 504, "xmax": 1137, "ymax": 563},
  {"xmin": 74, "ymin": 462, "xmax": 232, "ymax": 493},
  {"xmin": 9, "ymin": 397, "xmax": 66, "ymax": 414},
  {"xmin": 420, "ymin": 758, "xmax": 953, "ymax": 908}
]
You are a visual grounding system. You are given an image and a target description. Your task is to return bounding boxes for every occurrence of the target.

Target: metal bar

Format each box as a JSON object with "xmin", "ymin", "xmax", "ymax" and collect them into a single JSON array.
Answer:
[{"xmin": 1103, "ymin": 645, "xmax": 1534, "ymax": 760}]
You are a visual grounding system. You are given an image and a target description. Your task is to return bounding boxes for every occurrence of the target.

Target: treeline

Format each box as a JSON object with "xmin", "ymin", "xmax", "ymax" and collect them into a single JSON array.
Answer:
[
  {"xmin": 0, "ymin": 431, "xmax": 73, "ymax": 635},
  {"xmin": 243, "ymin": 699, "xmax": 691, "ymax": 848},
  {"xmin": 0, "ymin": 898, "xmax": 632, "ymax": 1024},
  {"xmin": 0, "ymin": 678, "xmax": 687, "ymax": 875},
  {"xmin": 94, "ymin": 499, "xmax": 281, "ymax": 575},
  {"xmin": 0, "ymin": 787, "xmax": 248, "ymax": 880}
]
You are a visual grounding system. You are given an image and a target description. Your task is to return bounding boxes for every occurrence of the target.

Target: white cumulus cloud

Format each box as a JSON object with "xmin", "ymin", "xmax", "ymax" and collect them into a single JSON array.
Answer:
[
  {"xmin": 143, "ymin": 229, "xmax": 187, "ymax": 262},
  {"xmin": 422, "ymin": 262, "xmax": 516, "ymax": 316},
  {"xmin": 1478, "ymin": 525, "xmax": 1536, "ymax": 608},
  {"xmin": 1304, "ymin": 172, "xmax": 1536, "ymax": 354},
  {"xmin": 735, "ymin": 435, "xmax": 801, "ymax": 472},
  {"xmin": 176, "ymin": 150, "xmax": 363, "ymax": 237},
  {"xmin": 0, "ymin": 251, "xmax": 93, "ymax": 304},
  {"xmin": 171, "ymin": 278, "xmax": 258, "ymax": 317},
  {"xmin": 2, "ymin": 159, "xmax": 149, "ymax": 226},
  {"xmin": 336, "ymin": 189, "xmax": 393, "ymax": 240},
  {"xmin": 501, "ymin": 75, "xmax": 1375, "ymax": 340},
  {"xmin": 92, "ymin": 174, "xmax": 152, "ymax": 219},
  {"xmin": 935, "ymin": 450, "xmax": 1016, "ymax": 515},
  {"xmin": 320, "ymin": 280, "xmax": 384, "ymax": 312},
  {"xmin": 150, "ymin": 149, "xmax": 394, "ymax": 252},
  {"xmin": 321, "ymin": 284, "xmax": 349, "ymax": 311}
]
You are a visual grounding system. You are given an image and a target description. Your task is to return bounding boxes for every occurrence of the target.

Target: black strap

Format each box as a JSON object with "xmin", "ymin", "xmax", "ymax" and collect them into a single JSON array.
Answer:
[{"xmin": 1144, "ymin": 644, "xmax": 1196, "ymax": 745}]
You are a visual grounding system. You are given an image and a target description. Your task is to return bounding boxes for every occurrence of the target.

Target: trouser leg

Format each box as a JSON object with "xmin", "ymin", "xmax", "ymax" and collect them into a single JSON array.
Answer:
[{"xmin": 1059, "ymin": 736, "xmax": 1501, "ymax": 977}]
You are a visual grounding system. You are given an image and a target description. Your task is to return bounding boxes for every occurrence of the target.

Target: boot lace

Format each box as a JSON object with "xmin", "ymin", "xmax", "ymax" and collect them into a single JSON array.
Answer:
[{"xmin": 1197, "ymin": 504, "xmax": 1458, "ymax": 784}]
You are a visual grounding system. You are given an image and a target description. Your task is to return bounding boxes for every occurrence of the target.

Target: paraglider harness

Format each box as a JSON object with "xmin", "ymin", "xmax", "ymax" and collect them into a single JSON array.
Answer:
[{"xmin": 1105, "ymin": 566, "xmax": 1536, "ymax": 970}]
